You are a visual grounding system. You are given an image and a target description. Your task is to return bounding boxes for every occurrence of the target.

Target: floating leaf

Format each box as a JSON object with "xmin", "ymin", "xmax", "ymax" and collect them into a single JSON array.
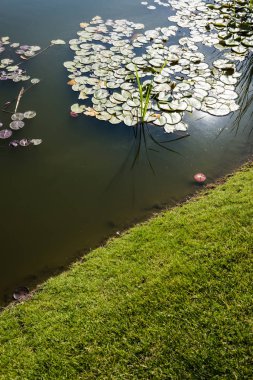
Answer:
[
  {"xmin": 51, "ymin": 39, "xmax": 66, "ymax": 45},
  {"xmin": 19, "ymin": 138, "xmax": 30, "ymax": 146},
  {"xmin": 163, "ymin": 112, "xmax": 182, "ymax": 125},
  {"xmin": 124, "ymin": 115, "xmax": 137, "ymax": 126},
  {"xmin": 164, "ymin": 124, "xmax": 175, "ymax": 133},
  {"xmin": 84, "ymin": 107, "xmax": 98, "ymax": 117},
  {"xmin": 9, "ymin": 121, "xmax": 25, "ymax": 130},
  {"xmin": 9, "ymin": 140, "xmax": 19, "ymax": 148},
  {"xmin": 24, "ymin": 110, "xmax": 36, "ymax": 119},
  {"xmin": 0, "ymin": 129, "xmax": 12, "ymax": 139},
  {"xmin": 30, "ymin": 139, "xmax": 42, "ymax": 145},
  {"xmin": 220, "ymin": 75, "xmax": 237, "ymax": 85},
  {"xmin": 31, "ymin": 78, "xmax": 40, "ymax": 84},
  {"xmin": 11, "ymin": 113, "xmax": 24, "ymax": 121},
  {"xmin": 71, "ymin": 104, "xmax": 85, "ymax": 114}
]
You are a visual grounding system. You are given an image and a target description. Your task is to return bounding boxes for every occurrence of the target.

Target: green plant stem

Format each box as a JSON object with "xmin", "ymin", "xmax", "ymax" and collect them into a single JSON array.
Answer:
[{"xmin": 135, "ymin": 60, "xmax": 168, "ymax": 123}]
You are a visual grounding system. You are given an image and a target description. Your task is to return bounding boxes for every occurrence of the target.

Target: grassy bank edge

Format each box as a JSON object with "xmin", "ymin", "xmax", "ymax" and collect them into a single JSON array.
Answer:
[{"xmin": 0, "ymin": 161, "xmax": 252, "ymax": 379}]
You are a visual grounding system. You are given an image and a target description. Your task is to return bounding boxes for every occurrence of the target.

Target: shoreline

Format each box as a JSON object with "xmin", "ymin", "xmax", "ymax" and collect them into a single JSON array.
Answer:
[
  {"xmin": 1, "ymin": 156, "xmax": 252, "ymax": 310},
  {"xmin": 0, "ymin": 159, "xmax": 252, "ymax": 378}
]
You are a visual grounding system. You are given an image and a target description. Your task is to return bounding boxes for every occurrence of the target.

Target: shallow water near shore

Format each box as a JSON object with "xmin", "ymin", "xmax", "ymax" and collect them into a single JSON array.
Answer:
[{"xmin": 0, "ymin": 0, "xmax": 253, "ymax": 304}]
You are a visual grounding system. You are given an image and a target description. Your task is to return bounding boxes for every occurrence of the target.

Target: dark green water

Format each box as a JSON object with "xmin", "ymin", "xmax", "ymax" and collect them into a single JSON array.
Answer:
[{"xmin": 0, "ymin": 0, "xmax": 252, "ymax": 304}]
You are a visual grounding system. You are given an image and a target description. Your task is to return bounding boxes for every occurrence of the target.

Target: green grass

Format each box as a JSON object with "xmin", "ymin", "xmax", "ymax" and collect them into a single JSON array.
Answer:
[{"xmin": 0, "ymin": 163, "xmax": 252, "ymax": 379}]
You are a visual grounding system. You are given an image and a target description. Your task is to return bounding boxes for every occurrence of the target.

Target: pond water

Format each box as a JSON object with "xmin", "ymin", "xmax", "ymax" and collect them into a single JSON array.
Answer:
[{"xmin": 0, "ymin": 0, "xmax": 252, "ymax": 304}]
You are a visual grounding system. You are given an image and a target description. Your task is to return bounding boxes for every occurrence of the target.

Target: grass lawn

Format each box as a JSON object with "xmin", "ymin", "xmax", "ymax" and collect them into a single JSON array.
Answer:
[{"xmin": 0, "ymin": 163, "xmax": 252, "ymax": 379}]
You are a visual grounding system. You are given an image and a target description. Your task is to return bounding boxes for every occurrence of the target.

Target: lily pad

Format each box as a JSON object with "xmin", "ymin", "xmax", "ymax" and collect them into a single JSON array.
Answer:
[
  {"xmin": 71, "ymin": 104, "xmax": 85, "ymax": 114},
  {"xmin": 24, "ymin": 110, "xmax": 37, "ymax": 119},
  {"xmin": 11, "ymin": 113, "xmax": 24, "ymax": 121},
  {"xmin": 30, "ymin": 139, "xmax": 43, "ymax": 145},
  {"xmin": 9, "ymin": 121, "xmax": 25, "ymax": 130},
  {"xmin": 0, "ymin": 129, "xmax": 12, "ymax": 139},
  {"xmin": 19, "ymin": 138, "xmax": 31, "ymax": 146}
]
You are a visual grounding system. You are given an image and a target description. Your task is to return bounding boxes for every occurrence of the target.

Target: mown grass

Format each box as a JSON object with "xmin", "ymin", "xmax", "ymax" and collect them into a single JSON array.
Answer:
[{"xmin": 0, "ymin": 163, "xmax": 252, "ymax": 379}]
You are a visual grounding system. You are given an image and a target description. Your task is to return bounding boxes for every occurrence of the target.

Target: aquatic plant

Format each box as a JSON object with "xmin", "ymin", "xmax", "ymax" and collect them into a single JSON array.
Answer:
[
  {"xmin": 0, "ymin": 36, "xmax": 65, "ymax": 83},
  {"xmin": 0, "ymin": 93, "xmax": 41, "ymax": 147},
  {"xmin": 135, "ymin": 60, "xmax": 168, "ymax": 123},
  {"xmin": 0, "ymin": 36, "xmax": 65, "ymax": 148},
  {"xmin": 64, "ymin": 16, "xmax": 240, "ymax": 135}
]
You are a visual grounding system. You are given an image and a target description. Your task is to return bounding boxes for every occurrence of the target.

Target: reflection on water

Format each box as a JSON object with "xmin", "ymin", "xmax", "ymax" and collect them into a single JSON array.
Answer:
[{"xmin": 0, "ymin": 0, "xmax": 253, "ymax": 304}]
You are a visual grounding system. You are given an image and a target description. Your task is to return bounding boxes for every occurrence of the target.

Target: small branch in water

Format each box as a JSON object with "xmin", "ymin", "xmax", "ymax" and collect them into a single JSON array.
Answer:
[
  {"xmin": 1, "ymin": 82, "xmax": 39, "ymax": 113},
  {"xmin": 14, "ymin": 87, "xmax": 25, "ymax": 113}
]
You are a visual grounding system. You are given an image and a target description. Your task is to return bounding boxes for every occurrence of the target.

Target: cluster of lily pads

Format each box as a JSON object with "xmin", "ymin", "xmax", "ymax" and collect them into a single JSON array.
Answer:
[
  {"xmin": 0, "ymin": 36, "xmax": 65, "ymax": 148},
  {"xmin": 65, "ymin": 15, "xmax": 240, "ymax": 133},
  {"xmin": 0, "ymin": 36, "xmax": 65, "ymax": 83},
  {"xmin": 142, "ymin": 0, "xmax": 253, "ymax": 60},
  {"xmin": 0, "ymin": 36, "xmax": 41, "ymax": 82},
  {"xmin": 0, "ymin": 110, "xmax": 42, "ymax": 147}
]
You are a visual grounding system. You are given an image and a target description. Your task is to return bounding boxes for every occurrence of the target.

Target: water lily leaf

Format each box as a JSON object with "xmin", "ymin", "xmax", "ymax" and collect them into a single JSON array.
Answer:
[
  {"xmin": 84, "ymin": 107, "xmax": 98, "ymax": 117},
  {"xmin": 10, "ymin": 121, "xmax": 25, "ymax": 130},
  {"xmin": 168, "ymin": 100, "xmax": 188, "ymax": 111},
  {"xmin": 132, "ymin": 57, "xmax": 146, "ymax": 66},
  {"xmin": 78, "ymin": 91, "xmax": 89, "ymax": 100},
  {"xmin": 154, "ymin": 83, "xmax": 171, "ymax": 92},
  {"xmin": 109, "ymin": 116, "xmax": 121, "ymax": 124},
  {"xmin": 184, "ymin": 97, "xmax": 202, "ymax": 110},
  {"xmin": 0, "ymin": 129, "xmax": 12, "ymax": 139},
  {"xmin": 176, "ymin": 82, "xmax": 191, "ymax": 92},
  {"xmin": 19, "ymin": 138, "xmax": 30, "ymax": 146},
  {"xmin": 231, "ymin": 45, "xmax": 247, "ymax": 55},
  {"xmin": 206, "ymin": 103, "xmax": 231, "ymax": 116},
  {"xmin": 80, "ymin": 22, "xmax": 89, "ymax": 28},
  {"xmin": 164, "ymin": 124, "xmax": 175, "ymax": 133},
  {"xmin": 174, "ymin": 122, "xmax": 188, "ymax": 131},
  {"xmin": 31, "ymin": 78, "xmax": 40, "ymax": 84},
  {"xmin": 1, "ymin": 58, "xmax": 13, "ymax": 66},
  {"xmin": 220, "ymin": 75, "xmax": 237, "ymax": 85},
  {"xmin": 195, "ymin": 81, "xmax": 211, "ymax": 91},
  {"xmin": 193, "ymin": 88, "xmax": 208, "ymax": 100},
  {"xmin": 63, "ymin": 61, "xmax": 75, "ymax": 68},
  {"xmin": 71, "ymin": 104, "xmax": 85, "ymax": 114},
  {"xmin": 30, "ymin": 139, "xmax": 42, "ymax": 145},
  {"xmin": 242, "ymin": 38, "xmax": 253, "ymax": 47},
  {"xmin": 149, "ymin": 58, "xmax": 163, "ymax": 67},
  {"xmin": 67, "ymin": 79, "xmax": 77, "ymax": 86},
  {"xmin": 163, "ymin": 112, "xmax": 182, "ymax": 125},
  {"xmin": 153, "ymin": 115, "xmax": 167, "ymax": 126},
  {"xmin": 30, "ymin": 46, "xmax": 41, "ymax": 52},
  {"xmin": 220, "ymin": 90, "xmax": 238, "ymax": 100},
  {"xmin": 107, "ymin": 82, "xmax": 120, "ymax": 89},
  {"xmin": 51, "ymin": 39, "xmax": 66, "ymax": 45},
  {"xmin": 94, "ymin": 89, "xmax": 109, "ymax": 100},
  {"xmin": 126, "ymin": 62, "xmax": 136, "ymax": 72},
  {"xmin": 96, "ymin": 112, "xmax": 111, "ymax": 121},
  {"xmin": 127, "ymin": 98, "xmax": 140, "ymax": 107},
  {"xmin": 11, "ymin": 113, "xmax": 24, "ymax": 121},
  {"xmin": 121, "ymin": 83, "xmax": 134, "ymax": 90},
  {"xmin": 7, "ymin": 65, "xmax": 19, "ymax": 72},
  {"xmin": 124, "ymin": 115, "xmax": 137, "ymax": 126},
  {"xmin": 24, "ymin": 110, "xmax": 37, "ymax": 119},
  {"xmin": 204, "ymin": 96, "xmax": 217, "ymax": 105},
  {"xmin": 9, "ymin": 140, "xmax": 19, "ymax": 148}
]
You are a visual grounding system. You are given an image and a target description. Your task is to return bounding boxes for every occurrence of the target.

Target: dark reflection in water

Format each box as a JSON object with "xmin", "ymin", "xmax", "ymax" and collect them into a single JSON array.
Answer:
[{"xmin": 0, "ymin": 0, "xmax": 253, "ymax": 304}]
